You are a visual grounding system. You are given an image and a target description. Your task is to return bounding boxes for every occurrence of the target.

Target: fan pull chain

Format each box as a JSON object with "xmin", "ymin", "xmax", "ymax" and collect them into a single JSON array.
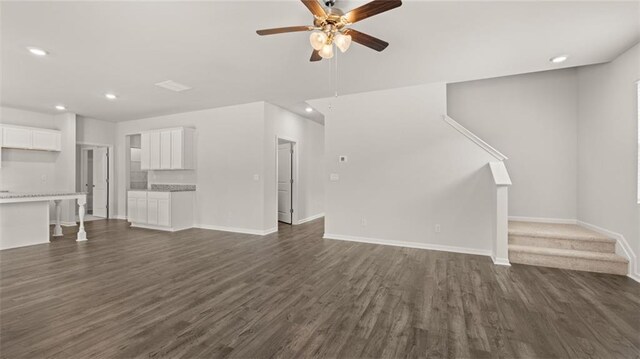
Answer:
[{"xmin": 332, "ymin": 48, "xmax": 339, "ymax": 98}]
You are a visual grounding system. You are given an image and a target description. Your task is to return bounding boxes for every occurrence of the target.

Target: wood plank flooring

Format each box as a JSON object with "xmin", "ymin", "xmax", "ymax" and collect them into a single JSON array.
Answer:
[{"xmin": 1, "ymin": 219, "xmax": 639, "ymax": 358}]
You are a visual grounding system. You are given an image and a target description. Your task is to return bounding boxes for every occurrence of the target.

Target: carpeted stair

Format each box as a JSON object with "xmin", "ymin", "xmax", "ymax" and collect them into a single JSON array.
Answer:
[{"xmin": 508, "ymin": 221, "xmax": 628, "ymax": 275}]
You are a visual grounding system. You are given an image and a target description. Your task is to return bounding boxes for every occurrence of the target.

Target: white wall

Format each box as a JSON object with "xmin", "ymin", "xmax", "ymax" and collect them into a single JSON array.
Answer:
[
  {"xmin": 114, "ymin": 102, "xmax": 267, "ymax": 232},
  {"xmin": 263, "ymin": 103, "xmax": 324, "ymax": 230},
  {"xmin": 0, "ymin": 107, "xmax": 77, "ymax": 221},
  {"xmin": 447, "ymin": 69, "xmax": 579, "ymax": 220},
  {"xmin": 310, "ymin": 83, "xmax": 497, "ymax": 254},
  {"xmin": 577, "ymin": 44, "xmax": 640, "ymax": 277},
  {"xmin": 76, "ymin": 116, "xmax": 115, "ymax": 146}
]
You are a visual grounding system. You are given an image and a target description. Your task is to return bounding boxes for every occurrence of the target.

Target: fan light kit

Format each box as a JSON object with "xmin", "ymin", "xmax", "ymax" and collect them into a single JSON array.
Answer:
[{"xmin": 257, "ymin": 0, "xmax": 402, "ymax": 61}]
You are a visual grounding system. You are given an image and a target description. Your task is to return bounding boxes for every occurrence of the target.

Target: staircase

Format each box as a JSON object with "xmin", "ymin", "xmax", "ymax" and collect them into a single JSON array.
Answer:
[{"xmin": 508, "ymin": 221, "xmax": 628, "ymax": 275}]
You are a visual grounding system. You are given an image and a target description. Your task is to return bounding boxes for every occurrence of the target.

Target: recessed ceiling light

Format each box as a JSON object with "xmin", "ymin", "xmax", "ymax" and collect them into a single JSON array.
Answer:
[
  {"xmin": 55, "ymin": 105, "xmax": 66, "ymax": 111},
  {"xmin": 27, "ymin": 47, "xmax": 48, "ymax": 56},
  {"xmin": 105, "ymin": 93, "xmax": 117, "ymax": 100},
  {"xmin": 305, "ymin": 107, "xmax": 313, "ymax": 113},
  {"xmin": 550, "ymin": 55, "xmax": 568, "ymax": 64}
]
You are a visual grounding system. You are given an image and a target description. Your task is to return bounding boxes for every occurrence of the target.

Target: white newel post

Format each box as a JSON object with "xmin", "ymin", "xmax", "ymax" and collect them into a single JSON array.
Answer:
[
  {"xmin": 53, "ymin": 199, "xmax": 63, "ymax": 237},
  {"xmin": 489, "ymin": 162, "xmax": 512, "ymax": 266},
  {"xmin": 77, "ymin": 195, "xmax": 87, "ymax": 241}
]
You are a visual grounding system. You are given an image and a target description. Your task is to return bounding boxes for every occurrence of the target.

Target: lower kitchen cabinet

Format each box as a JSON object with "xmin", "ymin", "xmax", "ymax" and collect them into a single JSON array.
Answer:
[{"xmin": 127, "ymin": 190, "xmax": 194, "ymax": 231}]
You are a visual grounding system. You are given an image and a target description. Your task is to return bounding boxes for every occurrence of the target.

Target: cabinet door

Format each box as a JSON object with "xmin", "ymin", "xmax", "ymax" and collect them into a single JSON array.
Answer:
[
  {"xmin": 127, "ymin": 198, "xmax": 137, "ymax": 222},
  {"xmin": 158, "ymin": 199, "xmax": 171, "ymax": 226},
  {"xmin": 32, "ymin": 130, "xmax": 60, "ymax": 151},
  {"xmin": 149, "ymin": 132, "xmax": 161, "ymax": 170},
  {"xmin": 147, "ymin": 198, "xmax": 158, "ymax": 225},
  {"xmin": 170, "ymin": 129, "xmax": 183, "ymax": 169},
  {"xmin": 2, "ymin": 127, "xmax": 31, "ymax": 149},
  {"xmin": 136, "ymin": 198, "xmax": 148, "ymax": 224},
  {"xmin": 160, "ymin": 130, "xmax": 172, "ymax": 169},
  {"xmin": 140, "ymin": 133, "xmax": 150, "ymax": 170}
]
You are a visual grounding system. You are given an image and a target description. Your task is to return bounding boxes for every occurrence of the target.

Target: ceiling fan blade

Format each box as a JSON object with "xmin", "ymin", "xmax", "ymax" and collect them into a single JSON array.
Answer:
[
  {"xmin": 301, "ymin": 0, "xmax": 327, "ymax": 18},
  {"xmin": 346, "ymin": 29, "xmax": 389, "ymax": 51},
  {"xmin": 344, "ymin": 0, "xmax": 402, "ymax": 24},
  {"xmin": 310, "ymin": 49, "xmax": 322, "ymax": 62},
  {"xmin": 256, "ymin": 26, "xmax": 312, "ymax": 36}
]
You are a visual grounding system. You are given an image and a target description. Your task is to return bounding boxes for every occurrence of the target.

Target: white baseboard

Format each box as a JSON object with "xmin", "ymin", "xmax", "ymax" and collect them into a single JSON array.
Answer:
[
  {"xmin": 49, "ymin": 221, "xmax": 77, "ymax": 227},
  {"xmin": 196, "ymin": 224, "xmax": 276, "ymax": 236},
  {"xmin": 491, "ymin": 256, "xmax": 511, "ymax": 266},
  {"xmin": 112, "ymin": 215, "xmax": 127, "ymax": 220},
  {"xmin": 298, "ymin": 213, "xmax": 325, "ymax": 224},
  {"xmin": 509, "ymin": 216, "xmax": 577, "ymax": 224},
  {"xmin": 323, "ymin": 233, "xmax": 492, "ymax": 257},
  {"xmin": 576, "ymin": 220, "xmax": 639, "ymax": 283}
]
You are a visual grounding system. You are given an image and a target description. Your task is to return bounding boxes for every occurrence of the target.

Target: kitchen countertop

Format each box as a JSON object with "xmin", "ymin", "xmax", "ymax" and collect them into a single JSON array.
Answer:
[
  {"xmin": 0, "ymin": 191, "xmax": 86, "ymax": 200},
  {"xmin": 129, "ymin": 184, "xmax": 196, "ymax": 192}
]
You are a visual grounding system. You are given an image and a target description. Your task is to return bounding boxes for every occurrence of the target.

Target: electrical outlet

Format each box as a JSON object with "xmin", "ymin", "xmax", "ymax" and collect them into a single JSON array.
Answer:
[
  {"xmin": 41, "ymin": 175, "xmax": 47, "ymax": 183},
  {"xmin": 253, "ymin": 174, "xmax": 260, "ymax": 181},
  {"xmin": 361, "ymin": 218, "xmax": 367, "ymax": 227},
  {"xmin": 435, "ymin": 224, "xmax": 441, "ymax": 233},
  {"xmin": 330, "ymin": 173, "xmax": 340, "ymax": 182}
]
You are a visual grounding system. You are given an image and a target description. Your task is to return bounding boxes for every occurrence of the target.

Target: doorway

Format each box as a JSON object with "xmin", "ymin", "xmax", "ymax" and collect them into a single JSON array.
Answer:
[
  {"xmin": 277, "ymin": 138, "xmax": 298, "ymax": 225},
  {"xmin": 80, "ymin": 146, "xmax": 109, "ymax": 218}
]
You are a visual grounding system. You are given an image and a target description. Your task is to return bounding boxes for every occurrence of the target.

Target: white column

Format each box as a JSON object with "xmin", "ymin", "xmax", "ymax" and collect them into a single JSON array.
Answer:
[
  {"xmin": 493, "ymin": 186, "xmax": 510, "ymax": 266},
  {"xmin": 77, "ymin": 195, "xmax": 87, "ymax": 241},
  {"xmin": 53, "ymin": 199, "xmax": 63, "ymax": 237}
]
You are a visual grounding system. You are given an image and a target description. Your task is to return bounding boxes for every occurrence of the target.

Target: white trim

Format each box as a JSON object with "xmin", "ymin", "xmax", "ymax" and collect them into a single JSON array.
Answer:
[
  {"xmin": 443, "ymin": 115, "xmax": 508, "ymax": 161},
  {"xmin": 491, "ymin": 256, "xmax": 511, "ymax": 266},
  {"xmin": 489, "ymin": 162, "xmax": 512, "ymax": 186},
  {"xmin": 49, "ymin": 221, "xmax": 77, "ymax": 227},
  {"xmin": 297, "ymin": 213, "xmax": 325, "ymax": 224},
  {"xmin": 508, "ymin": 216, "xmax": 577, "ymax": 224},
  {"xmin": 113, "ymin": 215, "xmax": 127, "ymax": 220},
  {"xmin": 130, "ymin": 223, "xmax": 191, "ymax": 232},
  {"xmin": 323, "ymin": 233, "xmax": 492, "ymax": 257},
  {"xmin": 577, "ymin": 220, "xmax": 639, "ymax": 282},
  {"xmin": 196, "ymin": 224, "xmax": 277, "ymax": 236}
]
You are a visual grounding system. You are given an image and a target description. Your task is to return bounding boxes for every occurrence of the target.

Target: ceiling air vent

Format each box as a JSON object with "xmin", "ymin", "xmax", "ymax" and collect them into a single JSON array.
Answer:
[{"xmin": 154, "ymin": 80, "xmax": 192, "ymax": 92}]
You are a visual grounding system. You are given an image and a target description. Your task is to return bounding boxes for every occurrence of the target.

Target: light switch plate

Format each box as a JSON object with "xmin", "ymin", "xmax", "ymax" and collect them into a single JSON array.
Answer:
[{"xmin": 330, "ymin": 173, "xmax": 340, "ymax": 182}]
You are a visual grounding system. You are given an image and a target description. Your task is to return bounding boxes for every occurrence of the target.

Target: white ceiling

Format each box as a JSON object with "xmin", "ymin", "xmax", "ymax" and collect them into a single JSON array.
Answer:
[{"xmin": 1, "ymin": 1, "xmax": 638, "ymax": 122}]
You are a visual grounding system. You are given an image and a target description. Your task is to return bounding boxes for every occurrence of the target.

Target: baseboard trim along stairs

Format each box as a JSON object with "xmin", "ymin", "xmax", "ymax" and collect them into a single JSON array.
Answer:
[{"xmin": 508, "ymin": 221, "xmax": 628, "ymax": 276}]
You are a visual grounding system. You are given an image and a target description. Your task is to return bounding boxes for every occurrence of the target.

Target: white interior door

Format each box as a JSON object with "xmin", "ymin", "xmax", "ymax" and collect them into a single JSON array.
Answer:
[
  {"xmin": 92, "ymin": 147, "xmax": 108, "ymax": 218},
  {"xmin": 278, "ymin": 143, "xmax": 292, "ymax": 224}
]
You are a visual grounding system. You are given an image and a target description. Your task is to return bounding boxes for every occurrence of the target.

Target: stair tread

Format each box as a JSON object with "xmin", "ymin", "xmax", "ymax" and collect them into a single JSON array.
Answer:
[
  {"xmin": 509, "ymin": 245, "xmax": 628, "ymax": 263},
  {"xmin": 508, "ymin": 221, "xmax": 615, "ymax": 242}
]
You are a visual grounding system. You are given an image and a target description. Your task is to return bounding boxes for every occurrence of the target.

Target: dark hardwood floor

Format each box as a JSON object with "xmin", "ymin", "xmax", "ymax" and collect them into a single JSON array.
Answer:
[{"xmin": 1, "ymin": 219, "xmax": 639, "ymax": 358}]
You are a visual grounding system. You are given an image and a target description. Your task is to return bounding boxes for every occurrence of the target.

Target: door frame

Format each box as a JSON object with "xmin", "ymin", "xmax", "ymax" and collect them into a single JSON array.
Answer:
[
  {"xmin": 275, "ymin": 135, "xmax": 299, "ymax": 226},
  {"xmin": 77, "ymin": 142, "xmax": 113, "ymax": 219}
]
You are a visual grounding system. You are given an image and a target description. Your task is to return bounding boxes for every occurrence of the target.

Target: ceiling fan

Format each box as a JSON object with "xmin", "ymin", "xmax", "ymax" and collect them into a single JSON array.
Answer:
[{"xmin": 256, "ymin": 0, "xmax": 402, "ymax": 61}]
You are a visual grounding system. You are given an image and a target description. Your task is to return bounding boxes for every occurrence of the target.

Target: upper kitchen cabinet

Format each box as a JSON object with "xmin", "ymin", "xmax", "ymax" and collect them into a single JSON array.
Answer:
[
  {"xmin": 140, "ymin": 127, "xmax": 195, "ymax": 170},
  {"xmin": 0, "ymin": 124, "xmax": 61, "ymax": 151}
]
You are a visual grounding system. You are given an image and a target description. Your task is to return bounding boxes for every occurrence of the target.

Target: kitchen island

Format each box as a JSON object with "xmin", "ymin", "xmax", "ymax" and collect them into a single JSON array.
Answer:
[{"xmin": 0, "ymin": 192, "xmax": 88, "ymax": 250}]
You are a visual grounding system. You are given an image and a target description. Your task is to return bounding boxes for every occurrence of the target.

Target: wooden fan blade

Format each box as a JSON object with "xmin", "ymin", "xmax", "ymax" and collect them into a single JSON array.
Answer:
[
  {"xmin": 301, "ymin": 0, "xmax": 327, "ymax": 18},
  {"xmin": 346, "ymin": 29, "xmax": 389, "ymax": 51},
  {"xmin": 256, "ymin": 26, "xmax": 311, "ymax": 36},
  {"xmin": 310, "ymin": 49, "xmax": 322, "ymax": 62},
  {"xmin": 344, "ymin": 0, "xmax": 402, "ymax": 24}
]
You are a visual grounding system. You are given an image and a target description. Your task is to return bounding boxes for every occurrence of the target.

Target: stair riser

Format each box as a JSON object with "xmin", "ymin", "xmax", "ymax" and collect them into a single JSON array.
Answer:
[
  {"xmin": 509, "ymin": 251, "xmax": 628, "ymax": 276},
  {"xmin": 509, "ymin": 235, "xmax": 615, "ymax": 253}
]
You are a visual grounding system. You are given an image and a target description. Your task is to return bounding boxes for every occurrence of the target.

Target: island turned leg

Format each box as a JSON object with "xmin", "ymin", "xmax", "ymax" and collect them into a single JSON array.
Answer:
[
  {"xmin": 77, "ymin": 197, "xmax": 87, "ymax": 241},
  {"xmin": 53, "ymin": 200, "xmax": 63, "ymax": 237}
]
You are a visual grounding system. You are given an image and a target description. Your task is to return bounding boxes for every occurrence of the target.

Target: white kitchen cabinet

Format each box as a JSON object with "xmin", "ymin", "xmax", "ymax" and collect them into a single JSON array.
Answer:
[
  {"xmin": 160, "ymin": 130, "xmax": 172, "ymax": 169},
  {"xmin": 127, "ymin": 190, "xmax": 193, "ymax": 231},
  {"xmin": 32, "ymin": 130, "xmax": 61, "ymax": 151},
  {"xmin": 139, "ymin": 127, "xmax": 194, "ymax": 170},
  {"xmin": 0, "ymin": 125, "xmax": 61, "ymax": 151},
  {"xmin": 149, "ymin": 132, "xmax": 161, "ymax": 170},
  {"xmin": 140, "ymin": 133, "xmax": 150, "ymax": 170}
]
